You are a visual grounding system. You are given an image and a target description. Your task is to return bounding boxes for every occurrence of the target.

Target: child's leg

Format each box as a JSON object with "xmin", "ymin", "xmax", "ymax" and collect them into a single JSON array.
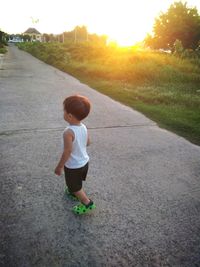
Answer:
[
  {"xmin": 74, "ymin": 189, "xmax": 90, "ymax": 205},
  {"xmin": 64, "ymin": 187, "xmax": 79, "ymax": 200}
]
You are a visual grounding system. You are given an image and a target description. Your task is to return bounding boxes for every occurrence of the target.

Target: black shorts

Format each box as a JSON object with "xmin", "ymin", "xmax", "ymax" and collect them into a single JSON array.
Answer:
[{"xmin": 64, "ymin": 162, "xmax": 89, "ymax": 193}]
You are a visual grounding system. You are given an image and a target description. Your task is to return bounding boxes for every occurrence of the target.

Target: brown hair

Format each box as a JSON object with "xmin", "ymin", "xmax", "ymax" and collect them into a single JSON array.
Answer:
[{"xmin": 63, "ymin": 95, "xmax": 91, "ymax": 121}]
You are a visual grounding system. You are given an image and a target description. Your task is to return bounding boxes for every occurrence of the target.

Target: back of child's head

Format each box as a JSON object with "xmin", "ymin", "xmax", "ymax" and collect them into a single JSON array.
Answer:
[{"xmin": 63, "ymin": 95, "xmax": 91, "ymax": 121}]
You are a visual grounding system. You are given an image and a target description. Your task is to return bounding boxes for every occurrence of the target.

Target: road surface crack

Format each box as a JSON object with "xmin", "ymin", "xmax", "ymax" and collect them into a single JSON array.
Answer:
[{"xmin": 0, "ymin": 123, "xmax": 156, "ymax": 137}]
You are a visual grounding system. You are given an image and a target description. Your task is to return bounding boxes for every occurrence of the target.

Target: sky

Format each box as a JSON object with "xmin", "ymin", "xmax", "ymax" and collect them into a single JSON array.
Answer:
[{"xmin": 1, "ymin": 0, "xmax": 200, "ymax": 46}]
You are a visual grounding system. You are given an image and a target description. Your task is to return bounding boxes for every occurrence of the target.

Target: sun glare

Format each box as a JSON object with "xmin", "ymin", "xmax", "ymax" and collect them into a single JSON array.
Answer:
[
  {"xmin": 106, "ymin": 27, "xmax": 147, "ymax": 47},
  {"xmin": 83, "ymin": 0, "xmax": 159, "ymax": 47}
]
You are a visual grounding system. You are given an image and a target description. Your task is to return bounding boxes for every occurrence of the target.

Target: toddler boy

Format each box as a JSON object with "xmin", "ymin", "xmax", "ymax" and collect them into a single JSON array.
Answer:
[{"xmin": 55, "ymin": 95, "xmax": 96, "ymax": 215}]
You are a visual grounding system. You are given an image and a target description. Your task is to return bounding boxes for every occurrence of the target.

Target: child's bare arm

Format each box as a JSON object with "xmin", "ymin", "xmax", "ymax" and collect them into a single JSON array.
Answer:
[{"xmin": 54, "ymin": 130, "xmax": 74, "ymax": 176}]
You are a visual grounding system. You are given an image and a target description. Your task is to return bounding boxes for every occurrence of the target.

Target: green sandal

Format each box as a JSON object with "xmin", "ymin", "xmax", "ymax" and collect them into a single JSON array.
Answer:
[
  {"xmin": 64, "ymin": 187, "xmax": 79, "ymax": 201},
  {"xmin": 72, "ymin": 201, "xmax": 96, "ymax": 215}
]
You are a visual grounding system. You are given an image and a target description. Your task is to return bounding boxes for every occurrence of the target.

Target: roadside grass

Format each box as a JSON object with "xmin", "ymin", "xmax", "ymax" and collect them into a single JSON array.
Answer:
[
  {"xmin": 74, "ymin": 78, "xmax": 200, "ymax": 145},
  {"xmin": 17, "ymin": 42, "xmax": 200, "ymax": 145}
]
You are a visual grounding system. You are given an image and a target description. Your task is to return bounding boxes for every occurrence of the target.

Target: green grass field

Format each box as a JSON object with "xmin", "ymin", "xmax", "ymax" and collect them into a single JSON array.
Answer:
[{"xmin": 17, "ymin": 42, "xmax": 200, "ymax": 145}]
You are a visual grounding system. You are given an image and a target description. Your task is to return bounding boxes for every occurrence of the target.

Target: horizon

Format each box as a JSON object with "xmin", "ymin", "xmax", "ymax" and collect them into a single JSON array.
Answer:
[{"xmin": 1, "ymin": 0, "xmax": 200, "ymax": 46}]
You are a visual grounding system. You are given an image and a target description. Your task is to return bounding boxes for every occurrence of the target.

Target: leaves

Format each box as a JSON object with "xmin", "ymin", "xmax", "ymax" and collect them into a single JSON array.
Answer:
[{"xmin": 146, "ymin": 1, "xmax": 200, "ymax": 50}]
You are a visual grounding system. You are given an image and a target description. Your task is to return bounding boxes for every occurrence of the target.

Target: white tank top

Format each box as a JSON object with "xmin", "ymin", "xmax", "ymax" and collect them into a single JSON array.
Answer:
[{"xmin": 64, "ymin": 123, "xmax": 89, "ymax": 169}]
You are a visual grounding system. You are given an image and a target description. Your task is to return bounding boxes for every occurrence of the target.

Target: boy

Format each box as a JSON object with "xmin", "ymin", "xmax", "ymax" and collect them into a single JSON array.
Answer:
[{"xmin": 54, "ymin": 95, "xmax": 96, "ymax": 215}]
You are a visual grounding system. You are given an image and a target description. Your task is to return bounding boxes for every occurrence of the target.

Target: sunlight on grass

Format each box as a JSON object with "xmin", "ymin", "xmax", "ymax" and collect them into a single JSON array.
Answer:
[{"xmin": 18, "ymin": 42, "xmax": 200, "ymax": 145}]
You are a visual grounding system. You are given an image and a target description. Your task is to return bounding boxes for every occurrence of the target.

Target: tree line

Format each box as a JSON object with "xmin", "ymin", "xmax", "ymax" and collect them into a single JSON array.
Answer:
[
  {"xmin": 4, "ymin": 26, "xmax": 107, "ymax": 45},
  {"xmin": 145, "ymin": 1, "xmax": 200, "ymax": 50},
  {"xmin": 43, "ymin": 26, "xmax": 107, "ymax": 45}
]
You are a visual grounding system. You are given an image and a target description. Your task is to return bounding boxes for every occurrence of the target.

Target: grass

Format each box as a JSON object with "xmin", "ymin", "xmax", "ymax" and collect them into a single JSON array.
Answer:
[{"xmin": 17, "ymin": 42, "xmax": 200, "ymax": 145}]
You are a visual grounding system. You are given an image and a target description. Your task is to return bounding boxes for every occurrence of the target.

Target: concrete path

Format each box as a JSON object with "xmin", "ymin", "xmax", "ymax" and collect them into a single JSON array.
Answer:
[{"xmin": 0, "ymin": 45, "xmax": 200, "ymax": 267}]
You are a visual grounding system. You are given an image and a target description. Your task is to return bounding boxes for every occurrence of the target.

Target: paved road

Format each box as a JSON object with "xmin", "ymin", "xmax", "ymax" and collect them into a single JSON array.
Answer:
[{"xmin": 0, "ymin": 45, "xmax": 200, "ymax": 267}]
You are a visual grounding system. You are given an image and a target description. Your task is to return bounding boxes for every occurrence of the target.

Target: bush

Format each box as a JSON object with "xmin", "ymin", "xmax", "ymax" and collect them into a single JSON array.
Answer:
[
  {"xmin": 0, "ymin": 43, "xmax": 7, "ymax": 53},
  {"xmin": 17, "ymin": 41, "xmax": 200, "ymax": 85},
  {"xmin": 173, "ymin": 39, "xmax": 184, "ymax": 56}
]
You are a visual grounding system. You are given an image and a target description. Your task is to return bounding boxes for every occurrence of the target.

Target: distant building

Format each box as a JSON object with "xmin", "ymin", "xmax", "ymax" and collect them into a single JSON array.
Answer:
[{"xmin": 23, "ymin": 28, "xmax": 42, "ymax": 42}]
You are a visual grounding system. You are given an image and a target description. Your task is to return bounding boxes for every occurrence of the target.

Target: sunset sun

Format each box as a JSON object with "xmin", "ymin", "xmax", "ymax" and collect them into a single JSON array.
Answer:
[
  {"xmin": 102, "ymin": 21, "xmax": 150, "ymax": 47},
  {"xmin": 83, "ymin": 0, "xmax": 161, "ymax": 47},
  {"xmin": 87, "ymin": 1, "xmax": 156, "ymax": 46}
]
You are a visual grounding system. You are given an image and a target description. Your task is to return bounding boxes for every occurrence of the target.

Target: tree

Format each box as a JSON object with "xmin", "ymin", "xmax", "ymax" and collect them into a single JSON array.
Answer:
[
  {"xmin": 0, "ymin": 30, "xmax": 8, "ymax": 44},
  {"xmin": 23, "ymin": 34, "xmax": 31, "ymax": 42},
  {"xmin": 74, "ymin": 25, "xmax": 88, "ymax": 43},
  {"xmin": 0, "ymin": 31, "xmax": 3, "ymax": 43},
  {"xmin": 144, "ymin": 34, "xmax": 161, "ymax": 49},
  {"xmin": 88, "ymin": 33, "xmax": 107, "ymax": 45},
  {"xmin": 145, "ymin": 1, "xmax": 200, "ymax": 50}
]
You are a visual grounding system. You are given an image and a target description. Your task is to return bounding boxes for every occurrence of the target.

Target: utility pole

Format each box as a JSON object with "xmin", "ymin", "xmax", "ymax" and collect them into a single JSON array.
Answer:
[
  {"xmin": 74, "ymin": 27, "xmax": 77, "ymax": 44},
  {"xmin": 86, "ymin": 30, "xmax": 88, "ymax": 42}
]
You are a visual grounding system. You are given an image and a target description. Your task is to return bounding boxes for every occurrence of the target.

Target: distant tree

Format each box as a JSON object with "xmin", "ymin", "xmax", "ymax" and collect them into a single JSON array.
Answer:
[
  {"xmin": 42, "ymin": 34, "xmax": 50, "ymax": 42},
  {"xmin": 23, "ymin": 34, "xmax": 31, "ymax": 42},
  {"xmin": 0, "ymin": 31, "xmax": 3, "ymax": 43},
  {"xmin": 44, "ymin": 34, "xmax": 57, "ymax": 42},
  {"xmin": 144, "ymin": 34, "xmax": 161, "ymax": 49},
  {"xmin": 145, "ymin": 1, "xmax": 200, "ymax": 50},
  {"xmin": 74, "ymin": 25, "xmax": 88, "ymax": 42},
  {"xmin": 63, "ymin": 30, "xmax": 74, "ymax": 41},
  {"xmin": 0, "ymin": 30, "xmax": 9, "ymax": 44},
  {"xmin": 89, "ymin": 33, "xmax": 108, "ymax": 45}
]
